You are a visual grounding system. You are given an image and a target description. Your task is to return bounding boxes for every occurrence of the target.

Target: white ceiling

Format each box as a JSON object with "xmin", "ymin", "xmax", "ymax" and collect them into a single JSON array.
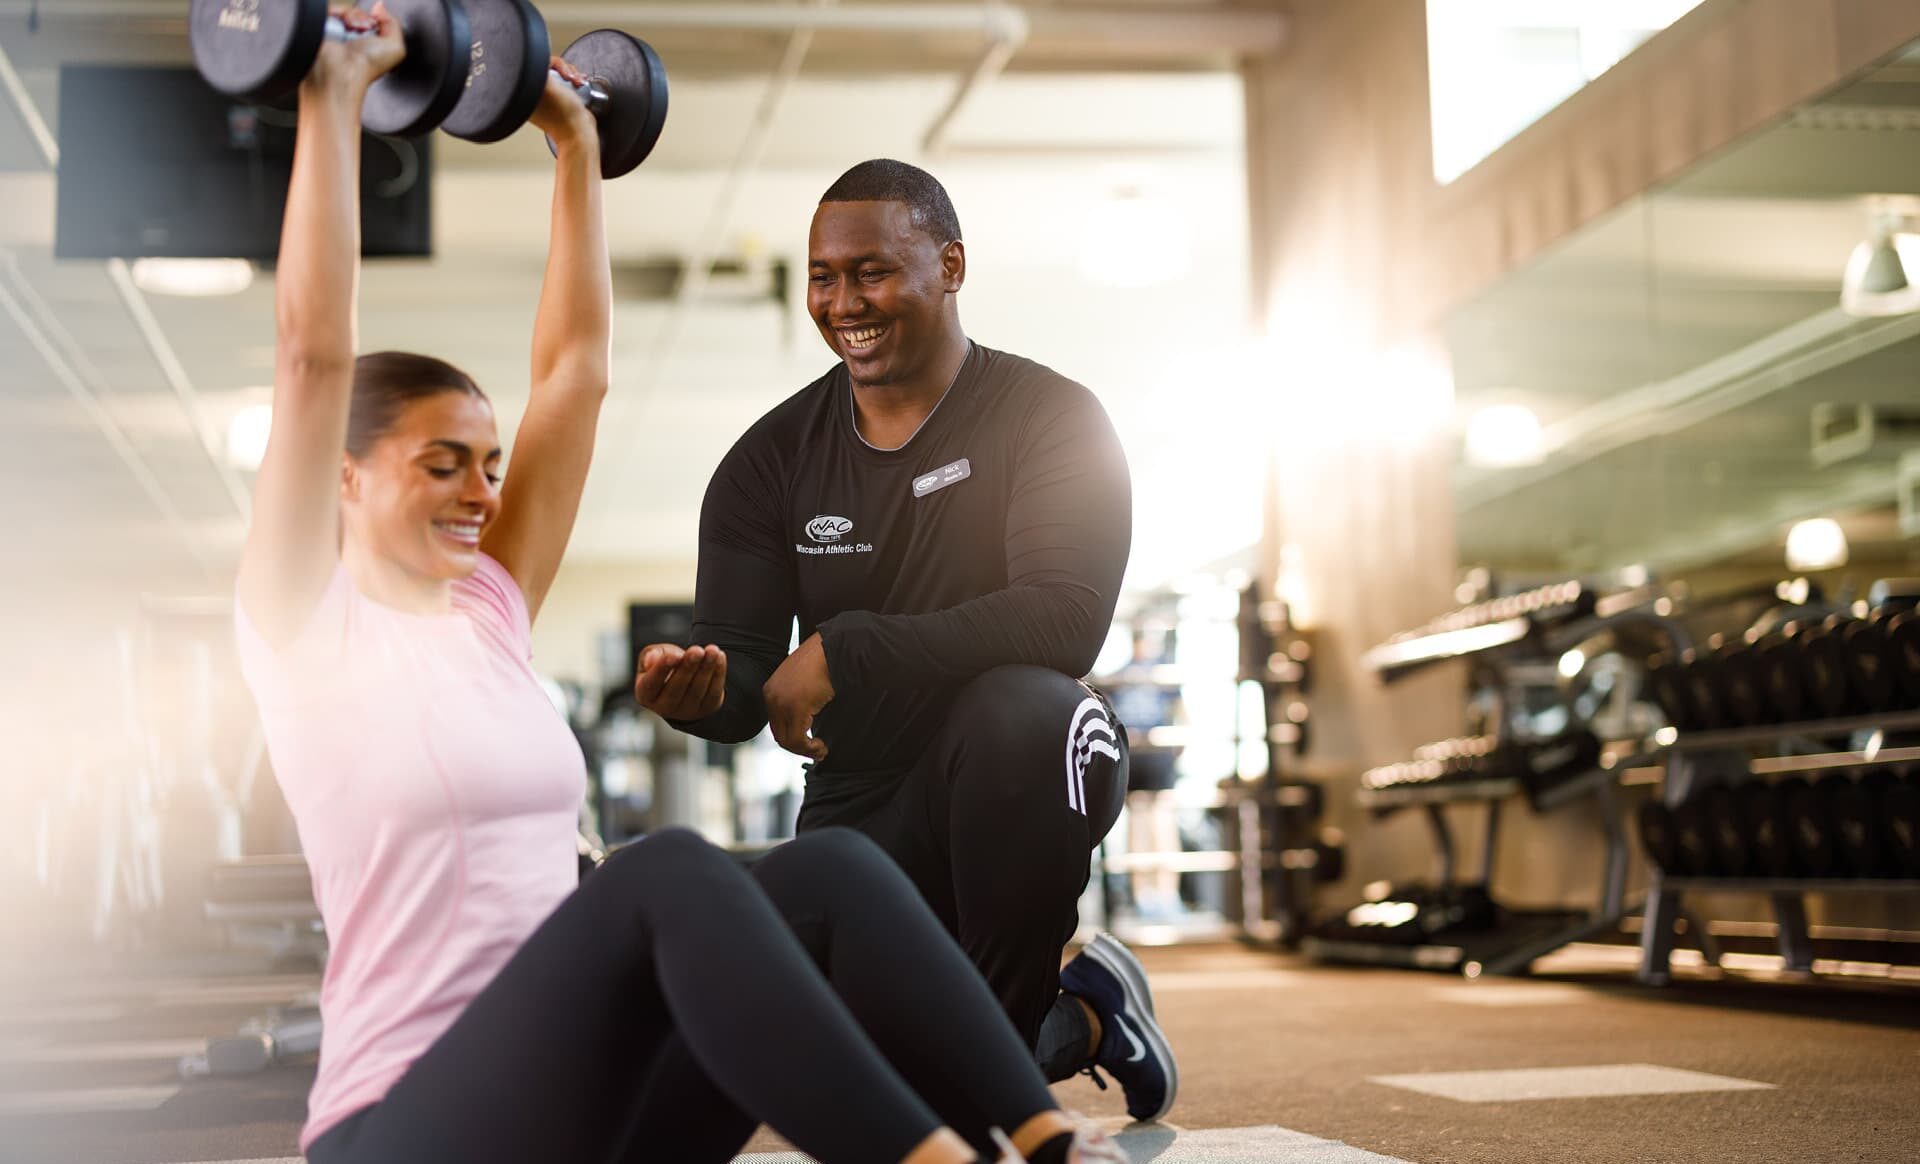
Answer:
[{"xmin": 0, "ymin": 1, "xmax": 1261, "ymax": 608}]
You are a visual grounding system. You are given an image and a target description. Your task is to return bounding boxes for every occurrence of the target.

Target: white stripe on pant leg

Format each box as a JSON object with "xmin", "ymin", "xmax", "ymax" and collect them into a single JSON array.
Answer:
[
  {"xmin": 1066, "ymin": 696, "xmax": 1112, "ymax": 816},
  {"xmin": 1066, "ymin": 744, "xmax": 1083, "ymax": 814}
]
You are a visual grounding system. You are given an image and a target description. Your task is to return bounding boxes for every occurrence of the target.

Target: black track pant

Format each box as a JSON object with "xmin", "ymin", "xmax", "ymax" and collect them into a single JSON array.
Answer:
[
  {"xmin": 798, "ymin": 666, "xmax": 1128, "ymax": 1056},
  {"xmin": 305, "ymin": 828, "xmax": 1059, "ymax": 1164}
]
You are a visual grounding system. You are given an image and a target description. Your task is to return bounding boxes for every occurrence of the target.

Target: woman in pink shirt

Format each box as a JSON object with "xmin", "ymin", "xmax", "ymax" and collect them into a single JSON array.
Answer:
[{"xmin": 237, "ymin": 7, "xmax": 1122, "ymax": 1164}]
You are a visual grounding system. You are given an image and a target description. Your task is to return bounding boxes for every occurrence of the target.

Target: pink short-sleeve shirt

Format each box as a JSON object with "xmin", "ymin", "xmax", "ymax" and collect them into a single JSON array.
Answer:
[{"xmin": 235, "ymin": 555, "xmax": 586, "ymax": 1152}]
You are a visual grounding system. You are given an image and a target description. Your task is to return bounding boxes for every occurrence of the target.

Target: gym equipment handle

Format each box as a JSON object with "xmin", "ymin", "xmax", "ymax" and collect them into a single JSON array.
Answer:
[
  {"xmin": 555, "ymin": 70, "xmax": 609, "ymax": 115},
  {"xmin": 324, "ymin": 19, "xmax": 605, "ymax": 115},
  {"xmin": 322, "ymin": 14, "xmax": 378, "ymax": 42}
]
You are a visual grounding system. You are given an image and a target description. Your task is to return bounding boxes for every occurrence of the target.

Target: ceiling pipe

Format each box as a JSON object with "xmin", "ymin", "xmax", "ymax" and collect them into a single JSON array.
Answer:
[
  {"xmin": 630, "ymin": 1, "xmax": 827, "ymax": 417},
  {"xmin": 922, "ymin": 5, "xmax": 1027, "ymax": 157},
  {"xmin": 0, "ymin": 3, "xmax": 1285, "ymax": 58}
]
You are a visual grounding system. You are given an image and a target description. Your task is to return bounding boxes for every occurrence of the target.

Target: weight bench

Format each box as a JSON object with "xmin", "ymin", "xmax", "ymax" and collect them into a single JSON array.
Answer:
[{"xmin": 180, "ymin": 855, "xmax": 326, "ymax": 1078}]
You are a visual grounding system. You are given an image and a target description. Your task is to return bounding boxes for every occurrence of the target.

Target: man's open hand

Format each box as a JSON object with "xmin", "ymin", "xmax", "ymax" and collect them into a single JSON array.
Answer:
[
  {"xmin": 634, "ymin": 643, "xmax": 727, "ymax": 721},
  {"xmin": 764, "ymin": 633, "xmax": 834, "ymax": 761}
]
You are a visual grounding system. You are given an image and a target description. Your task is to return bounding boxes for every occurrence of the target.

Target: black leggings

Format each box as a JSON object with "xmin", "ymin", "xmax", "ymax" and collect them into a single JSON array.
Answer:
[
  {"xmin": 305, "ymin": 828, "xmax": 1058, "ymax": 1164},
  {"xmin": 798, "ymin": 665, "xmax": 1127, "ymax": 1051}
]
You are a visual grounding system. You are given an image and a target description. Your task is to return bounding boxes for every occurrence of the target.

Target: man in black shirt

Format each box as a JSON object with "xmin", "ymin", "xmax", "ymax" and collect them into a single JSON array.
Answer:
[{"xmin": 635, "ymin": 159, "xmax": 1176, "ymax": 1122}]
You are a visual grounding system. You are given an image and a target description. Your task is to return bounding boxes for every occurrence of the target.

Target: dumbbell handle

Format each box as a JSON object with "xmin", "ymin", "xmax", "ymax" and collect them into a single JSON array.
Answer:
[
  {"xmin": 322, "ymin": 14, "xmax": 379, "ymax": 43},
  {"xmin": 322, "ymin": 20, "xmax": 607, "ymax": 115},
  {"xmin": 554, "ymin": 70, "xmax": 610, "ymax": 116}
]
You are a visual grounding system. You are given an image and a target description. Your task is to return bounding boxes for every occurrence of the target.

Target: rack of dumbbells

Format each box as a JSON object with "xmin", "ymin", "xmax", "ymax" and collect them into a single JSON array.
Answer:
[
  {"xmin": 1304, "ymin": 578, "xmax": 1683, "ymax": 975},
  {"xmin": 1200, "ymin": 589, "xmax": 1343, "ymax": 945},
  {"xmin": 1634, "ymin": 580, "xmax": 1920, "ymax": 984}
]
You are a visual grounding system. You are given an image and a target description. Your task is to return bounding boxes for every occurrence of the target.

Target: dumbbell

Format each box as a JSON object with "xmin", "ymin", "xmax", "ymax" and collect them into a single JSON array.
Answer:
[
  {"xmin": 441, "ymin": 0, "xmax": 668, "ymax": 179},
  {"xmin": 1647, "ymin": 652, "xmax": 1696, "ymax": 732},
  {"xmin": 1701, "ymin": 784, "xmax": 1750, "ymax": 878},
  {"xmin": 1839, "ymin": 617, "xmax": 1900, "ymax": 714},
  {"xmin": 1670, "ymin": 799, "xmax": 1715, "ymax": 877},
  {"xmin": 1884, "ymin": 768, "xmax": 1920, "ymax": 877},
  {"xmin": 190, "ymin": 0, "xmax": 472, "ymax": 138},
  {"xmin": 1720, "ymin": 641, "xmax": 1758, "ymax": 726},
  {"xmin": 1831, "ymin": 770, "xmax": 1894, "ymax": 878},
  {"xmin": 1798, "ymin": 618, "xmax": 1856, "ymax": 720},
  {"xmin": 1886, "ymin": 611, "xmax": 1920, "ymax": 708},
  {"xmin": 1679, "ymin": 649, "xmax": 1729, "ymax": 732},
  {"xmin": 1709, "ymin": 635, "xmax": 1768, "ymax": 727},
  {"xmin": 1781, "ymin": 774, "xmax": 1839, "ymax": 878},
  {"xmin": 1754, "ymin": 628, "xmax": 1812, "ymax": 724},
  {"xmin": 1637, "ymin": 800, "xmax": 1680, "ymax": 874},
  {"xmin": 1738, "ymin": 780, "xmax": 1796, "ymax": 877}
]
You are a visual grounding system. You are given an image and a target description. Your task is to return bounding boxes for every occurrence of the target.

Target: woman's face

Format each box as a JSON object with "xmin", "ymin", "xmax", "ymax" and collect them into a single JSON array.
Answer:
[{"xmin": 341, "ymin": 391, "xmax": 503, "ymax": 582}]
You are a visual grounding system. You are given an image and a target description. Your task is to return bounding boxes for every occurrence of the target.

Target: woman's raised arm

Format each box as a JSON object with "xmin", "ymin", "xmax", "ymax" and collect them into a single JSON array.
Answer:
[{"xmin": 236, "ymin": 5, "xmax": 402, "ymax": 646}]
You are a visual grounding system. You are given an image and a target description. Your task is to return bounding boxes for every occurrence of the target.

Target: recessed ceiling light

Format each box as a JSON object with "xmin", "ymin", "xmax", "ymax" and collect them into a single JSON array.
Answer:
[
  {"xmin": 129, "ymin": 258, "xmax": 254, "ymax": 298},
  {"xmin": 1464, "ymin": 404, "xmax": 1544, "ymax": 467},
  {"xmin": 1785, "ymin": 517, "xmax": 1848, "ymax": 572}
]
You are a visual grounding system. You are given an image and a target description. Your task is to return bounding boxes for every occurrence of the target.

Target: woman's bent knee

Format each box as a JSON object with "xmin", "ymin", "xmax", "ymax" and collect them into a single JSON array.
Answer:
[{"xmin": 600, "ymin": 827, "xmax": 731, "ymax": 885}]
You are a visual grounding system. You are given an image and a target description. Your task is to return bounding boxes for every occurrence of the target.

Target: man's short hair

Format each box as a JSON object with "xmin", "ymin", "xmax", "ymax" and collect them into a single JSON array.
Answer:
[{"xmin": 819, "ymin": 159, "xmax": 963, "ymax": 246}]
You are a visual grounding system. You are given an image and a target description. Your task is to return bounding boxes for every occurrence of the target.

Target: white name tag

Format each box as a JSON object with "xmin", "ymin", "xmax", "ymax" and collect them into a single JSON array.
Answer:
[{"xmin": 912, "ymin": 458, "xmax": 972, "ymax": 498}]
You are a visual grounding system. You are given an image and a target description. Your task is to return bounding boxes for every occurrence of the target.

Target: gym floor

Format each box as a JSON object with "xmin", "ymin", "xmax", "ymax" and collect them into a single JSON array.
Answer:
[{"xmin": 3, "ymin": 942, "xmax": 1916, "ymax": 1164}]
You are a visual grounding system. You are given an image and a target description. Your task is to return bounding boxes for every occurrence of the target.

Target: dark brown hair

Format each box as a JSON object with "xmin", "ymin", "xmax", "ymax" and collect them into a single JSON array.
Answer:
[{"xmin": 346, "ymin": 351, "xmax": 487, "ymax": 459}]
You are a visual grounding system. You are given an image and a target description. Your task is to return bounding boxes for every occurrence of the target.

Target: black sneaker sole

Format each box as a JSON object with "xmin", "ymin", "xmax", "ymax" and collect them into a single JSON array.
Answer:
[{"xmin": 1089, "ymin": 932, "xmax": 1156, "ymax": 1017}]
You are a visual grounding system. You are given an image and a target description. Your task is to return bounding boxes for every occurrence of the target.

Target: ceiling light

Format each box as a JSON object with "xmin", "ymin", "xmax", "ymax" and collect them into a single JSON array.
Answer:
[
  {"xmin": 1840, "ymin": 209, "xmax": 1920, "ymax": 317},
  {"xmin": 1785, "ymin": 517, "xmax": 1848, "ymax": 572},
  {"xmin": 130, "ymin": 258, "xmax": 254, "ymax": 298},
  {"xmin": 1464, "ymin": 404, "xmax": 1545, "ymax": 467},
  {"xmin": 1079, "ymin": 188, "xmax": 1191, "ymax": 290},
  {"xmin": 227, "ymin": 403, "xmax": 273, "ymax": 471}
]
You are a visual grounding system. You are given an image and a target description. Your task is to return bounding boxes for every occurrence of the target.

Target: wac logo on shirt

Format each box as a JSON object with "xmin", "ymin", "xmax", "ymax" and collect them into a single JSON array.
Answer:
[
  {"xmin": 797, "ymin": 514, "xmax": 874, "ymax": 557},
  {"xmin": 806, "ymin": 515, "xmax": 854, "ymax": 543}
]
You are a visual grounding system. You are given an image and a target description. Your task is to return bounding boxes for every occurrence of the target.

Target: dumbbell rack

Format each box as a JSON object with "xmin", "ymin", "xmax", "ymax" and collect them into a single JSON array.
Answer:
[
  {"xmin": 1304, "ymin": 753, "xmax": 1630, "ymax": 976},
  {"xmin": 1308, "ymin": 591, "xmax": 1675, "ymax": 976},
  {"xmin": 1636, "ymin": 708, "xmax": 1920, "ymax": 985}
]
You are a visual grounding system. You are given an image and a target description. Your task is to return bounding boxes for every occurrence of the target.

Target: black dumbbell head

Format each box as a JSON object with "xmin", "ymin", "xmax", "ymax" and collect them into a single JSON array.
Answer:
[
  {"xmin": 1801, "ymin": 619, "xmax": 1856, "ymax": 719},
  {"xmin": 557, "ymin": 29, "xmax": 670, "ymax": 179},
  {"xmin": 1701, "ymin": 784, "xmax": 1749, "ymax": 878},
  {"xmin": 1840, "ymin": 619, "xmax": 1899, "ymax": 714},
  {"xmin": 1638, "ymin": 800, "xmax": 1678, "ymax": 874},
  {"xmin": 1884, "ymin": 769, "xmax": 1920, "ymax": 877},
  {"xmin": 1888, "ymin": 612, "xmax": 1920, "ymax": 707},
  {"xmin": 1670, "ymin": 800, "xmax": 1714, "ymax": 877},
  {"xmin": 363, "ymin": 0, "xmax": 474, "ymax": 137},
  {"xmin": 1738, "ymin": 780, "xmax": 1796, "ymax": 877},
  {"xmin": 1782, "ymin": 774, "xmax": 1839, "ymax": 878},
  {"xmin": 191, "ymin": 0, "xmax": 471, "ymax": 138},
  {"xmin": 1715, "ymin": 642, "xmax": 1768, "ymax": 726},
  {"xmin": 441, "ymin": 0, "xmax": 549, "ymax": 143},
  {"xmin": 1681, "ymin": 650, "xmax": 1726, "ymax": 731},
  {"xmin": 190, "ymin": 0, "xmax": 330, "ymax": 102},
  {"xmin": 1647, "ymin": 653, "xmax": 1695, "ymax": 732},
  {"xmin": 1755, "ymin": 631, "xmax": 1809, "ymax": 724}
]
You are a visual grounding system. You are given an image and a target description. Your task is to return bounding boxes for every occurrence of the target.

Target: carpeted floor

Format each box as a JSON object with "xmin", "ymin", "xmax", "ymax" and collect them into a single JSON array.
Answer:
[{"xmin": 3, "ymin": 942, "xmax": 1917, "ymax": 1164}]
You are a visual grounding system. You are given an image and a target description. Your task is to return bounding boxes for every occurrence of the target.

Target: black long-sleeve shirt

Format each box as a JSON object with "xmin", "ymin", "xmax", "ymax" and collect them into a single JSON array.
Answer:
[{"xmin": 677, "ymin": 341, "xmax": 1132, "ymax": 814}]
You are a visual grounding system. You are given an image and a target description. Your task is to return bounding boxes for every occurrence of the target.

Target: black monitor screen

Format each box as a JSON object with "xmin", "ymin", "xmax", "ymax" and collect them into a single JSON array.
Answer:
[
  {"xmin": 54, "ymin": 65, "xmax": 431, "ymax": 260},
  {"xmin": 628, "ymin": 603, "xmax": 696, "ymax": 676}
]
